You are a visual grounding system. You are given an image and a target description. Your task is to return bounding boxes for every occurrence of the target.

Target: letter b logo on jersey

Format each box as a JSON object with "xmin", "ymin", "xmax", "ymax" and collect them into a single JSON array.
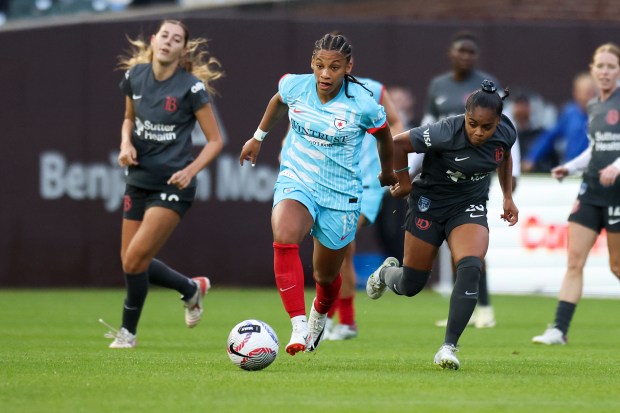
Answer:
[{"xmin": 165, "ymin": 96, "xmax": 178, "ymax": 112}]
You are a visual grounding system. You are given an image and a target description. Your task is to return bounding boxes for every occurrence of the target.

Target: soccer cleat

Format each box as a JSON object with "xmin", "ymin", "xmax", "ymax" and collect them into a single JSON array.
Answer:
[
  {"xmin": 305, "ymin": 299, "xmax": 328, "ymax": 352},
  {"xmin": 532, "ymin": 326, "xmax": 567, "ymax": 345},
  {"xmin": 325, "ymin": 323, "xmax": 358, "ymax": 341},
  {"xmin": 366, "ymin": 257, "xmax": 399, "ymax": 299},
  {"xmin": 473, "ymin": 305, "xmax": 496, "ymax": 328},
  {"xmin": 286, "ymin": 319, "xmax": 310, "ymax": 356},
  {"xmin": 185, "ymin": 276, "xmax": 210, "ymax": 328},
  {"xmin": 434, "ymin": 344, "xmax": 460, "ymax": 370},
  {"xmin": 100, "ymin": 319, "xmax": 136, "ymax": 349}
]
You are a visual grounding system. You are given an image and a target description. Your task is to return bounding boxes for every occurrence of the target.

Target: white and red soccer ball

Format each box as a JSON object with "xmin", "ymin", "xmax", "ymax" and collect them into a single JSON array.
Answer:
[{"xmin": 227, "ymin": 320, "xmax": 279, "ymax": 371}]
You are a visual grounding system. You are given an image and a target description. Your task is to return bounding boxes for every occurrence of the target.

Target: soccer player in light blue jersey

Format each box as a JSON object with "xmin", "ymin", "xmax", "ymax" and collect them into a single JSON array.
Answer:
[{"xmin": 240, "ymin": 33, "xmax": 397, "ymax": 356}]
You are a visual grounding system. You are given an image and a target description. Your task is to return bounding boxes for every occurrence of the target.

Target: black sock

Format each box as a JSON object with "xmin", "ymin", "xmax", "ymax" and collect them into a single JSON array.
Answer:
[
  {"xmin": 445, "ymin": 257, "xmax": 482, "ymax": 345},
  {"xmin": 478, "ymin": 269, "xmax": 490, "ymax": 306},
  {"xmin": 553, "ymin": 301, "xmax": 576, "ymax": 335},
  {"xmin": 383, "ymin": 266, "xmax": 430, "ymax": 297},
  {"xmin": 148, "ymin": 259, "xmax": 196, "ymax": 300},
  {"xmin": 122, "ymin": 272, "xmax": 148, "ymax": 335}
]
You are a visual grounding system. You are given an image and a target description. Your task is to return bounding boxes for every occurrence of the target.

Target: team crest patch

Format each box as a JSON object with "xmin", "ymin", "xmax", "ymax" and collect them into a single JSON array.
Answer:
[
  {"xmin": 607, "ymin": 109, "xmax": 619, "ymax": 125},
  {"xmin": 334, "ymin": 118, "xmax": 348, "ymax": 130},
  {"xmin": 123, "ymin": 195, "xmax": 132, "ymax": 212},
  {"xmin": 164, "ymin": 96, "xmax": 178, "ymax": 112},
  {"xmin": 415, "ymin": 218, "xmax": 431, "ymax": 230},
  {"xmin": 495, "ymin": 147, "xmax": 505, "ymax": 163},
  {"xmin": 418, "ymin": 196, "xmax": 431, "ymax": 212}
]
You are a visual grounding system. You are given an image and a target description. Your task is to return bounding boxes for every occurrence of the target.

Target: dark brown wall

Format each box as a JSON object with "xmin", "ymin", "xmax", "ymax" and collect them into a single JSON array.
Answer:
[{"xmin": 0, "ymin": 13, "xmax": 616, "ymax": 286}]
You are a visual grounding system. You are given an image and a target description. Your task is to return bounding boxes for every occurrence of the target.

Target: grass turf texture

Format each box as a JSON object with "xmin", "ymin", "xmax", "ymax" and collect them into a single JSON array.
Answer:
[{"xmin": 1, "ymin": 288, "xmax": 619, "ymax": 413}]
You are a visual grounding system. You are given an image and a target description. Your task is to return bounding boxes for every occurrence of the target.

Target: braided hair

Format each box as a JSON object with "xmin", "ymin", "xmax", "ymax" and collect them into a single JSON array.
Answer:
[
  {"xmin": 465, "ymin": 80, "xmax": 510, "ymax": 117},
  {"xmin": 312, "ymin": 33, "xmax": 372, "ymax": 98}
]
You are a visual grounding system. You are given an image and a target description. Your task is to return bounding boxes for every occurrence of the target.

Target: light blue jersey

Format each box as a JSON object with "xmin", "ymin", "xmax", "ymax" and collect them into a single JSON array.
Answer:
[{"xmin": 279, "ymin": 74, "xmax": 387, "ymax": 211}]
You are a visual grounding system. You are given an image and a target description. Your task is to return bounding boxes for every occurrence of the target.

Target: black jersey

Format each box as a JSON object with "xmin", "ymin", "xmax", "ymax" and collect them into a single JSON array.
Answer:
[
  {"xmin": 119, "ymin": 63, "xmax": 211, "ymax": 190},
  {"xmin": 408, "ymin": 114, "xmax": 517, "ymax": 219},
  {"xmin": 579, "ymin": 89, "xmax": 620, "ymax": 206}
]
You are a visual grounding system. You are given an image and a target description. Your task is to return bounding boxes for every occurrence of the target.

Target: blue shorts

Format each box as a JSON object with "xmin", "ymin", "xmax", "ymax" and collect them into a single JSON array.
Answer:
[
  {"xmin": 360, "ymin": 186, "xmax": 385, "ymax": 224},
  {"xmin": 273, "ymin": 177, "xmax": 360, "ymax": 250}
]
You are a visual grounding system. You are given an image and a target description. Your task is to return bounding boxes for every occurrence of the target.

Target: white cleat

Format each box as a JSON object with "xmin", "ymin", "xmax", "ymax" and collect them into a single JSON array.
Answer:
[
  {"xmin": 286, "ymin": 319, "xmax": 310, "ymax": 356},
  {"xmin": 473, "ymin": 305, "xmax": 496, "ymax": 328},
  {"xmin": 305, "ymin": 300, "xmax": 328, "ymax": 352},
  {"xmin": 434, "ymin": 344, "xmax": 460, "ymax": 370},
  {"xmin": 325, "ymin": 323, "xmax": 358, "ymax": 341},
  {"xmin": 100, "ymin": 320, "xmax": 137, "ymax": 349},
  {"xmin": 185, "ymin": 276, "xmax": 210, "ymax": 328},
  {"xmin": 532, "ymin": 326, "xmax": 567, "ymax": 345},
  {"xmin": 366, "ymin": 257, "xmax": 399, "ymax": 300}
]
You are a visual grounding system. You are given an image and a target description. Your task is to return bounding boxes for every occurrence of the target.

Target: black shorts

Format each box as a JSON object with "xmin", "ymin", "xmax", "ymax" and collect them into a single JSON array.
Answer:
[
  {"xmin": 568, "ymin": 199, "xmax": 620, "ymax": 233},
  {"xmin": 123, "ymin": 184, "xmax": 195, "ymax": 221},
  {"xmin": 404, "ymin": 202, "xmax": 489, "ymax": 247}
]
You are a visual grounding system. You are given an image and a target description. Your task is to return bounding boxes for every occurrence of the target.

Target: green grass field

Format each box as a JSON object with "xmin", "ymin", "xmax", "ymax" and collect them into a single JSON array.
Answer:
[{"xmin": 1, "ymin": 288, "xmax": 619, "ymax": 413}]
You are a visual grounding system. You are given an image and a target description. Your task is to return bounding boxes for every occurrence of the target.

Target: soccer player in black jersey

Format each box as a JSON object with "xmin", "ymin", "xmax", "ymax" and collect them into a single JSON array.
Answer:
[
  {"xmin": 367, "ymin": 80, "xmax": 519, "ymax": 369},
  {"xmin": 532, "ymin": 43, "xmax": 620, "ymax": 345},
  {"xmin": 101, "ymin": 20, "xmax": 224, "ymax": 348},
  {"xmin": 421, "ymin": 31, "xmax": 519, "ymax": 329}
]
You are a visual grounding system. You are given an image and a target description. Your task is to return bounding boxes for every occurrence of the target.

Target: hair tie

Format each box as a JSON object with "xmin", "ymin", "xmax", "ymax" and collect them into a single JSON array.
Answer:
[{"xmin": 481, "ymin": 79, "xmax": 497, "ymax": 93}]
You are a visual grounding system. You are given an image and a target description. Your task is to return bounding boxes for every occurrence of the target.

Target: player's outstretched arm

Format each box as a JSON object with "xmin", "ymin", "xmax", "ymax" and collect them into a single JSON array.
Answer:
[{"xmin": 240, "ymin": 93, "xmax": 288, "ymax": 167}]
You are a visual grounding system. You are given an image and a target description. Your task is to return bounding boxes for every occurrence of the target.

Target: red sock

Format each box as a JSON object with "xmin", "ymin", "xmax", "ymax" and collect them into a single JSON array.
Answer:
[
  {"xmin": 273, "ymin": 242, "xmax": 306, "ymax": 318},
  {"xmin": 338, "ymin": 296, "xmax": 355, "ymax": 325},
  {"xmin": 314, "ymin": 274, "xmax": 342, "ymax": 314},
  {"xmin": 327, "ymin": 297, "xmax": 340, "ymax": 319}
]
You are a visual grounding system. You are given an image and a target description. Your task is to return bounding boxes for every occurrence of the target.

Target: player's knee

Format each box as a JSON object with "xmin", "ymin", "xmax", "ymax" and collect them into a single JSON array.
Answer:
[
  {"xmin": 122, "ymin": 253, "xmax": 149, "ymax": 274},
  {"xmin": 454, "ymin": 256, "xmax": 483, "ymax": 299},
  {"xmin": 455, "ymin": 256, "xmax": 483, "ymax": 281},
  {"xmin": 397, "ymin": 266, "xmax": 431, "ymax": 297}
]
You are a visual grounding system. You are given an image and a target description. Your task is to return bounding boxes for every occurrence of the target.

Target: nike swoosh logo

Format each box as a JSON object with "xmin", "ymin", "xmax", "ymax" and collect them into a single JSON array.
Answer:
[
  {"xmin": 465, "ymin": 291, "xmax": 478, "ymax": 296},
  {"xmin": 455, "ymin": 157, "xmax": 470, "ymax": 161},
  {"xmin": 293, "ymin": 108, "xmax": 303, "ymax": 113},
  {"xmin": 609, "ymin": 218, "xmax": 620, "ymax": 225},
  {"xmin": 470, "ymin": 213, "xmax": 484, "ymax": 218},
  {"xmin": 229, "ymin": 343, "xmax": 252, "ymax": 358},
  {"xmin": 132, "ymin": 94, "xmax": 142, "ymax": 100},
  {"xmin": 279, "ymin": 285, "xmax": 296, "ymax": 292},
  {"xmin": 435, "ymin": 96, "xmax": 447, "ymax": 105}
]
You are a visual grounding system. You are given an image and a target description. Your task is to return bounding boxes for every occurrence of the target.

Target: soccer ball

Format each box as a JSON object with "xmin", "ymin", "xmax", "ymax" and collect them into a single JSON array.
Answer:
[{"xmin": 227, "ymin": 320, "xmax": 279, "ymax": 371}]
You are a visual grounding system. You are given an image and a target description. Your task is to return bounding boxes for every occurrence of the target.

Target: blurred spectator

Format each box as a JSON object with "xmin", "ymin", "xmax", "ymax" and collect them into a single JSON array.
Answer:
[
  {"xmin": 509, "ymin": 91, "xmax": 549, "ymax": 172},
  {"xmin": 522, "ymin": 72, "xmax": 597, "ymax": 173},
  {"xmin": 387, "ymin": 83, "xmax": 419, "ymax": 129}
]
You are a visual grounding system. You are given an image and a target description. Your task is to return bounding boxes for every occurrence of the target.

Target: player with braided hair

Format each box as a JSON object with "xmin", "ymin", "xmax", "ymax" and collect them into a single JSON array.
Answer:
[
  {"xmin": 366, "ymin": 80, "xmax": 519, "ymax": 369},
  {"xmin": 239, "ymin": 32, "xmax": 397, "ymax": 356}
]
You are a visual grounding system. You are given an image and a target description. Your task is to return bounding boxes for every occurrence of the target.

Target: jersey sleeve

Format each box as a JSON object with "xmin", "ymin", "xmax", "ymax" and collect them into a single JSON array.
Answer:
[
  {"xmin": 361, "ymin": 99, "xmax": 387, "ymax": 134},
  {"xmin": 186, "ymin": 79, "xmax": 211, "ymax": 112},
  {"xmin": 278, "ymin": 73, "xmax": 295, "ymax": 105},
  {"xmin": 408, "ymin": 117, "xmax": 458, "ymax": 153},
  {"xmin": 119, "ymin": 68, "xmax": 133, "ymax": 96}
]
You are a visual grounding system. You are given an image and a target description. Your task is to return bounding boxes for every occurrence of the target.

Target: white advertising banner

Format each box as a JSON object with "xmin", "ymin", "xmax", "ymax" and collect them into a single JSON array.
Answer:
[{"xmin": 486, "ymin": 175, "xmax": 618, "ymax": 297}]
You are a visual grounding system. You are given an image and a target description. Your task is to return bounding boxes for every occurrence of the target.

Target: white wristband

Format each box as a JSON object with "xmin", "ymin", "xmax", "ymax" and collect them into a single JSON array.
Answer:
[{"xmin": 253, "ymin": 128, "xmax": 268, "ymax": 142}]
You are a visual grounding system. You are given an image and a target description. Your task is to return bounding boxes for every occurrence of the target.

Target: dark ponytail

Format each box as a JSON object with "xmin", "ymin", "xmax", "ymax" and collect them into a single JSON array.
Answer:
[{"xmin": 465, "ymin": 79, "xmax": 510, "ymax": 117}]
